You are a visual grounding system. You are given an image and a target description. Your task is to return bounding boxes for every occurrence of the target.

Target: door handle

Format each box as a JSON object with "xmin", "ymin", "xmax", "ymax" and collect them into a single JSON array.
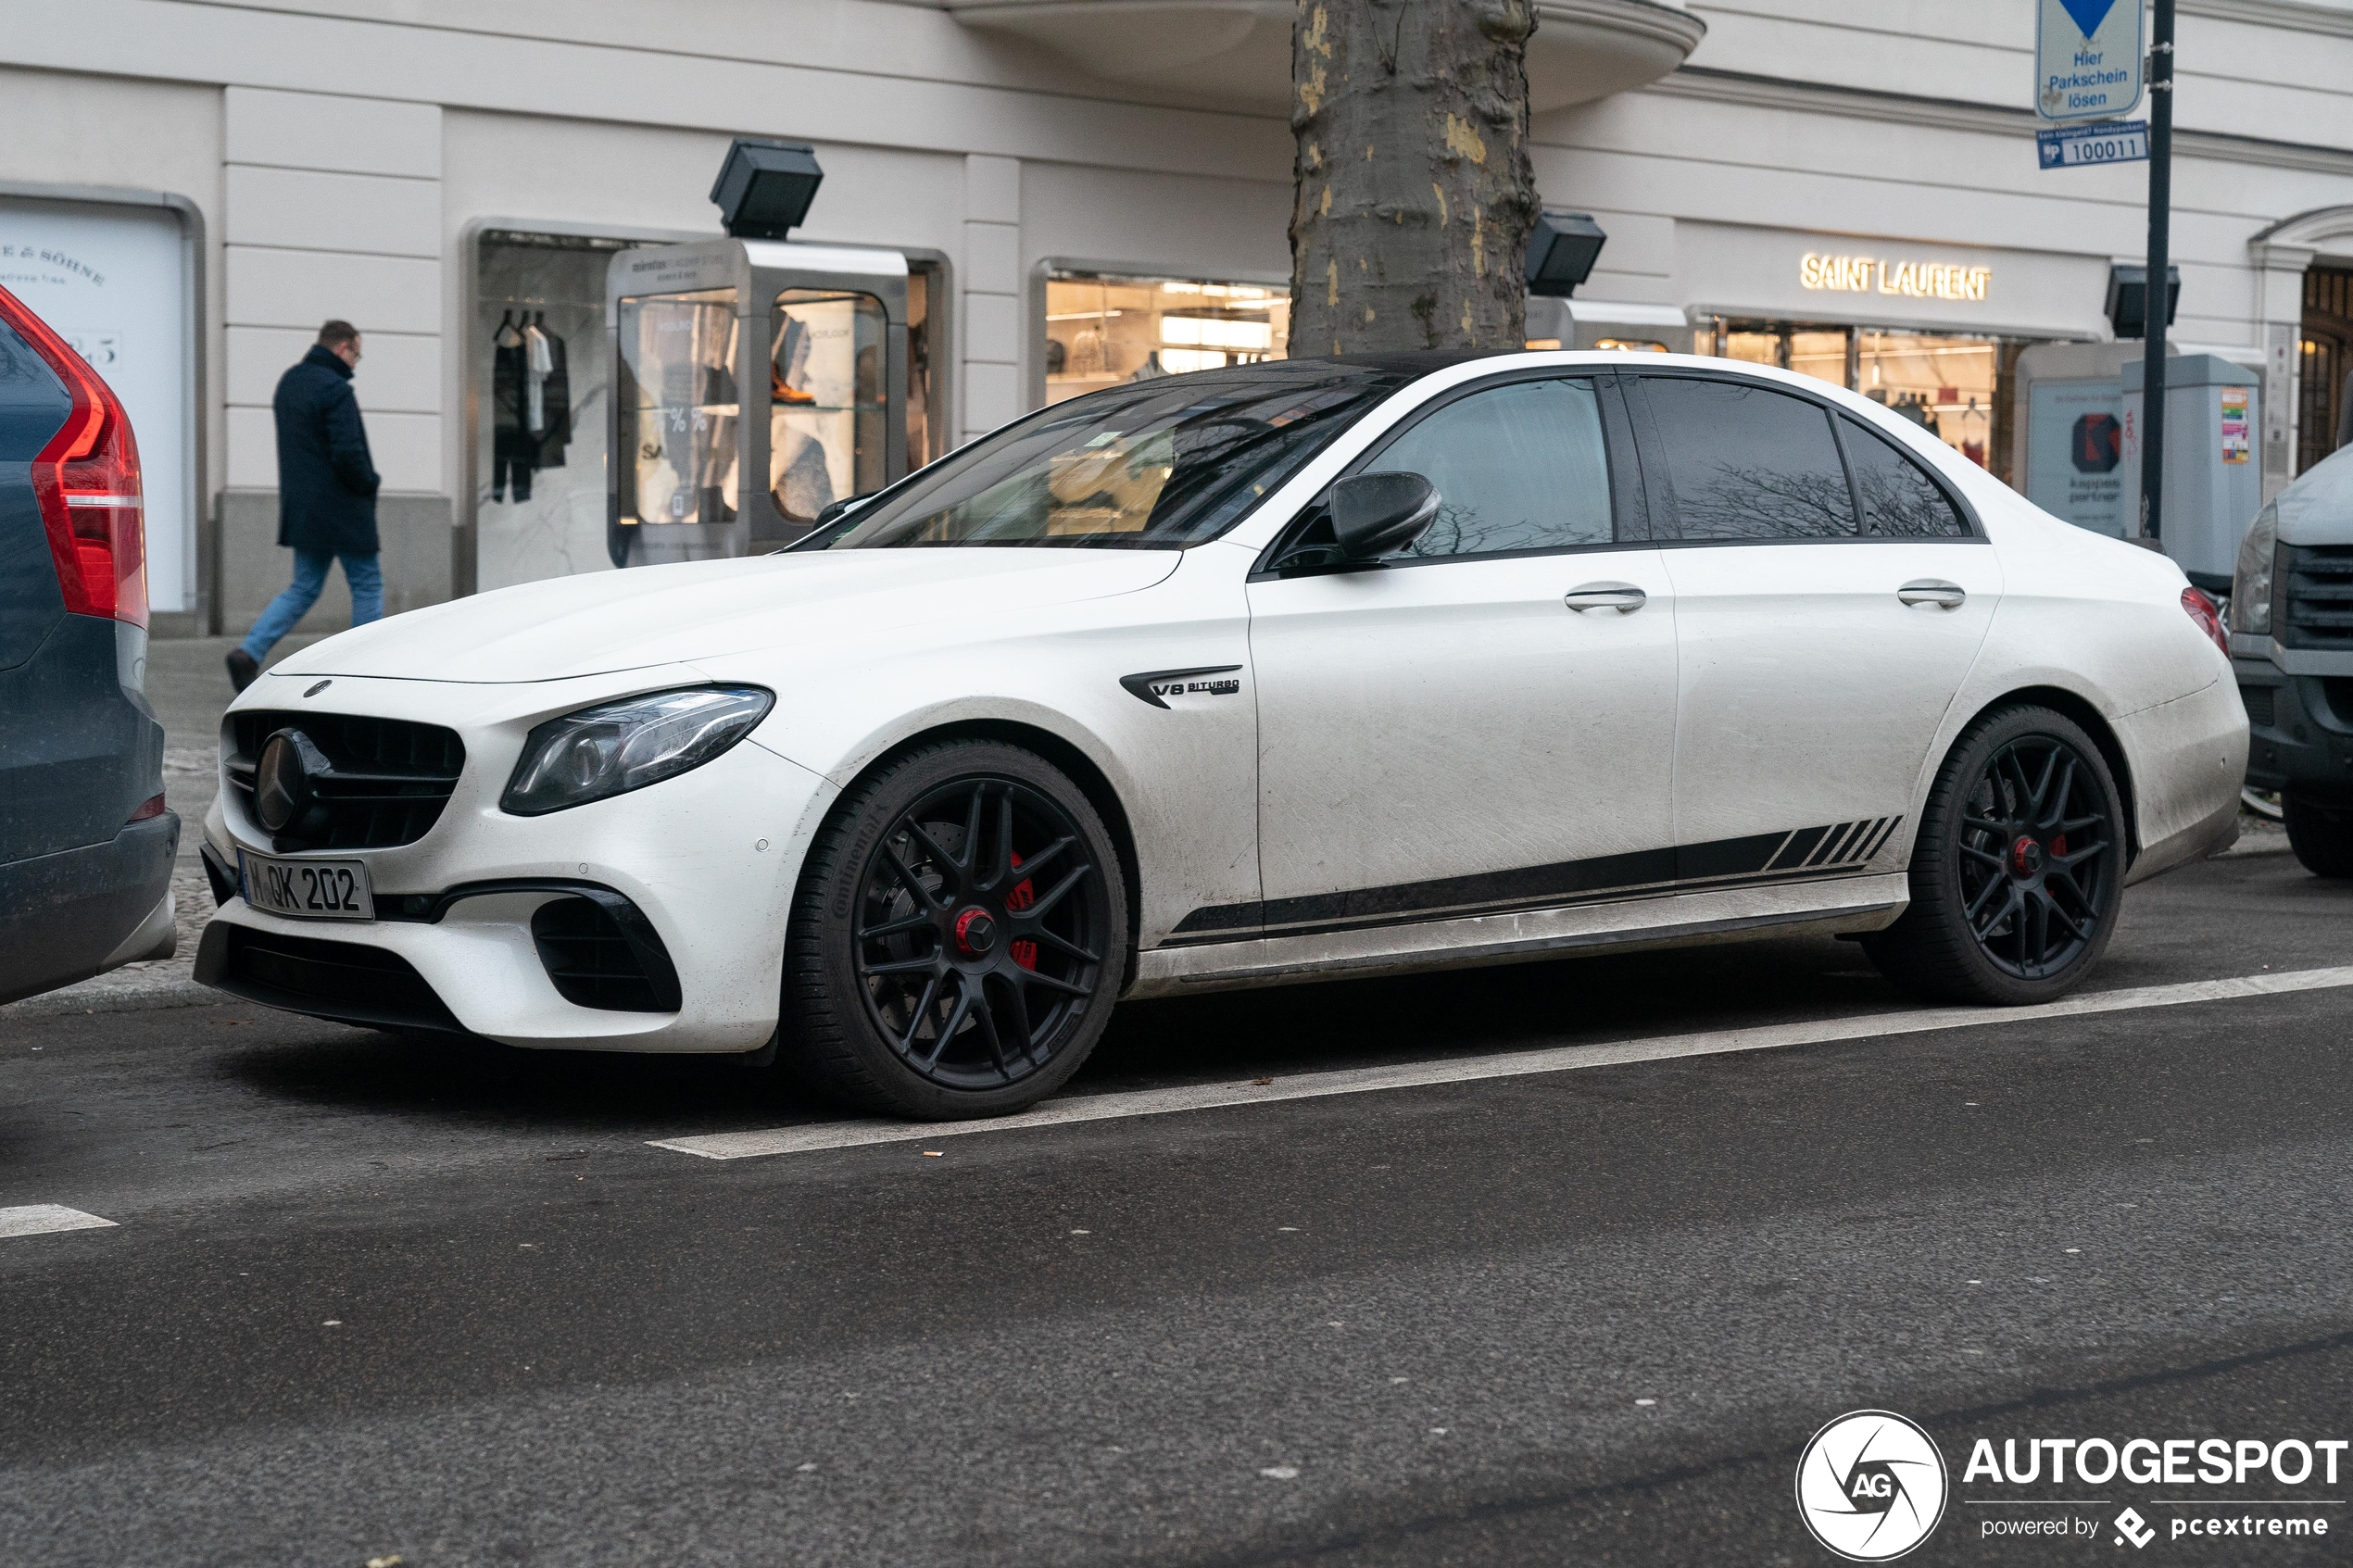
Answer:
[
  {"xmin": 1898, "ymin": 579, "xmax": 1967, "ymax": 609},
  {"xmin": 1565, "ymin": 583, "xmax": 1647, "ymax": 613}
]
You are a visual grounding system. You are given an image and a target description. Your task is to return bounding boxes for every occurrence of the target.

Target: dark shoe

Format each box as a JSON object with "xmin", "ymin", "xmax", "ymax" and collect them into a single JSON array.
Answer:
[{"xmin": 225, "ymin": 648, "xmax": 259, "ymax": 692}]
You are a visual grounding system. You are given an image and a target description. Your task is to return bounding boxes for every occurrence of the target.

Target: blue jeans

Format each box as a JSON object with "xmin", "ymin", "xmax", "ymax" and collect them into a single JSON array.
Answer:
[{"xmin": 241, "ymin": 549, "xmax": 383, "ymax": 660}]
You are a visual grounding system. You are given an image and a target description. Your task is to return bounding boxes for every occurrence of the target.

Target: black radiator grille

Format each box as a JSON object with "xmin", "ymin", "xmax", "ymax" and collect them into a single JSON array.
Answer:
[
  {"xmin": 531, "ymin": 897, "xmax": 679, "ymax": 1012},
  {"xmin": 225, "ymin": 710, "xmax": 465, "ymax": 851},
  {"xmin": 2278, "ymin": 545, "xmax": 2353, "ymax": 651}
]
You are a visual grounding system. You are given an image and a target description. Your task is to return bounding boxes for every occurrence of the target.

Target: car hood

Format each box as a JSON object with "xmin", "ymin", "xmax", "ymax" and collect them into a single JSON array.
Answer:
[
  {"xmin": 271, "ymin": 548, "xmax": 1184, "ymax": 684},
  {"xmin": 2275, "ymin": 442, "xmax": 2353, "ymax": 546}
]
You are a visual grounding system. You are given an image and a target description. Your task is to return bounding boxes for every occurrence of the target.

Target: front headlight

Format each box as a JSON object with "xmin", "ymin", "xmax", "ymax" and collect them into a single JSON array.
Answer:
[
  {"xmin": 502, "ymin": 686, "xmax": 774, "ymax": 816},
  {"xmin": 2230, "ymin": 501, "xmax": 2278, "ymax": 635}
]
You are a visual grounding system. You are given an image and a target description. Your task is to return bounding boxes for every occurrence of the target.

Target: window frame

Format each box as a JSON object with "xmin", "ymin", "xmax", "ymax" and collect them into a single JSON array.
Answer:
[
  {"xmin": 1250, "ymin": 367, "xmax": 1647, "ymax": 580},
  {"xmin": 1620, "ymin": 368, "xmax": 1985, "ymax": 548},
  {"xmin": 1833, "ymin": 406, "xmax": 1981, "ymax": 543}
]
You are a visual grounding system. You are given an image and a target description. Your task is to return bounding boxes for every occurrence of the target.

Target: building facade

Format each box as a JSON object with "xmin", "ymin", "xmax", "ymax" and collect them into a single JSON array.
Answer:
[{"xmin": 2, "ymin": 0, "xmax": 2350, "ymax": 634}]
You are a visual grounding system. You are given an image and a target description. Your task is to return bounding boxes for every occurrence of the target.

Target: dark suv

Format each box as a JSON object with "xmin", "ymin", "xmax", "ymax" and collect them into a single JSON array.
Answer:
[{"xmin": 0, "ymin": 284, "xmax": 177, "ymax": 1003}]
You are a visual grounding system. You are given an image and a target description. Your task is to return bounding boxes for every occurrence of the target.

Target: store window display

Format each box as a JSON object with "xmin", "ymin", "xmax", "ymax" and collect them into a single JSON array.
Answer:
[
  {"xmin": 907, "ymin": 267, "xmax": 937, "ymax": 470},
  {"xmin": 492, "ymin": 309, "xmax": 571, "ymax": 501},
  {"xmin": 1045, "ymin": 271, "xmax": 1289, "ymax": 406},
  {"xmin": 617, "ymin": 286, "xmax": 739, "ymax": 532},
  {"xmin": 769, "ymin": 288, "xmax": 887, "ymax": 527},
  {"xmin": 474, "ymin": 232, "xmax": 643, "ymax": 591},
  {"xmin": 1714, "ymin": 320, "xmax": 2033, "ymax": 489}
]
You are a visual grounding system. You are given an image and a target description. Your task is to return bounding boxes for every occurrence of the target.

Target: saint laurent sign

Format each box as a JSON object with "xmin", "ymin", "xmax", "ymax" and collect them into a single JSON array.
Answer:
[{"xmin": 1801, "ymin": 253, "xmax": 1991, "ymax": 302}]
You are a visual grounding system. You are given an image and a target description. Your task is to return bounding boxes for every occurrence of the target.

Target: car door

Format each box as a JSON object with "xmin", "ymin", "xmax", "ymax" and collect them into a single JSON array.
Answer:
[
  {"xmin": 1623, "ymin": 370, "xmax": 2002, "ymax": 877},
  {"xmin": 1231, "ymin": 371, "xmax": 1680, "ymax": 946}
]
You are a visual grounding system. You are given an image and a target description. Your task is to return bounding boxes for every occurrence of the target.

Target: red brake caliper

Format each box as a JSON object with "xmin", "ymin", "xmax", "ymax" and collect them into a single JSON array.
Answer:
[{"xmin": 1006, "ymin": 851, "xmax": 1037, "ymax": 970}]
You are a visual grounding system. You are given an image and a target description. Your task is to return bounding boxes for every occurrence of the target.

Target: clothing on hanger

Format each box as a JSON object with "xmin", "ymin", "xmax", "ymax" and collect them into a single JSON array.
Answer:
[
  {"xmin": 534, "ymin": 310, "xmax": 573, "ymax": 470},
  {"xmin": 491, "ymin": 308, "xmax": 532, "ymax": 502},
  {"xmin": 522, "ymin": 320, "xmax": 553, "ymax": 434}
]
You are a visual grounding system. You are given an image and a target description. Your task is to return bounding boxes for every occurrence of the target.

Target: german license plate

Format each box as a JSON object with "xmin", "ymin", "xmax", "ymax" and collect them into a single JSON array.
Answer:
[{"xmin": 239, "ymin": 850, "xmax": 375, "ymax": 922}]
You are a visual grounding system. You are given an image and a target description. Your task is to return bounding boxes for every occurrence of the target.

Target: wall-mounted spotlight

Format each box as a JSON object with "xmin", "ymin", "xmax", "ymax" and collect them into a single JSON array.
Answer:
[
  {"xmin": 1525, "ymin": 210, "xmax": 1608, "ymax": 298},
  {"xmin": 711, "ymin": 138, "xmax": 826, "ymax": 241},
  {"xmin": 2105, "ymin": 262, "xmax": 2181, "ymax": 339}
]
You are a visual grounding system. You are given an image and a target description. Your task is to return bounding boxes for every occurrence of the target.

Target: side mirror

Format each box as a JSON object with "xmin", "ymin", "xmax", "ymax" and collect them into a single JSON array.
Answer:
[
  {"xmin": 814, "ymin": 493, "xmax": 876, "ymax": 528},
  {"xmin": 1329, "ymin": 472, "xmax": 1440, "ymax": 560}
]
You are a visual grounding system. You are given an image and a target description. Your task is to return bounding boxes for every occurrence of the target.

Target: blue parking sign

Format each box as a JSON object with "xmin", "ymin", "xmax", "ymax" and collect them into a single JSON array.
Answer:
[{"xmin": 2037, "ymin": 0, "xmax": 2145, "ymax": 122}]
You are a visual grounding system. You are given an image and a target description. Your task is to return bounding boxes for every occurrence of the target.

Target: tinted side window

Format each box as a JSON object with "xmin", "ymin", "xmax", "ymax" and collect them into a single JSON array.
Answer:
[
  {"xmin": 0, "ymin": 320, "xmax": 71, "ymax": 461},
  {"xmin": 1842, "ymin": 418, "xmax": 1970, "ymax": 537},
  {"xmin": 1639, "ymin": 377, "xmax": 1856, "ymax": 541},
  {"xmin": 1362, "ymin": 377, "xmax": 1615, "ymax": 558}
]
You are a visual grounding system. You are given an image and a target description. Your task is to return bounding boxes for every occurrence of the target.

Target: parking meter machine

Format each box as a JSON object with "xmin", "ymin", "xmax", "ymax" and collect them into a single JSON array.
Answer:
[{"xmin": 2121, "ymin": 354, "xmax": 2262, "ymax": 593}]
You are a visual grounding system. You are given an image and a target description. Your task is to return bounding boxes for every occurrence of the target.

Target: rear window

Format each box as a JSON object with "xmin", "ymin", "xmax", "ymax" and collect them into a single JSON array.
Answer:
[{"xmin": 1842, "ymin": 418, "xmax": 1970, "ymax": 537}]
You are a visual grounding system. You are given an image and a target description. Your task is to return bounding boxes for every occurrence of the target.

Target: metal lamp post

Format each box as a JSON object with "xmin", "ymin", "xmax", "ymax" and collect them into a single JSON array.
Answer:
[{"xmin": 2139, "ymin": 0, "xmax": 2175, "ymax": 542}]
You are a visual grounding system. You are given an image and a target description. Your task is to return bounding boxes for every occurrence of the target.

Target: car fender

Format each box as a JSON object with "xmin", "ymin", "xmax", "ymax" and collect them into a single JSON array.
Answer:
[{"xmin": 700, "ymin": 547, "xmax": 1260, "ymax": 949}]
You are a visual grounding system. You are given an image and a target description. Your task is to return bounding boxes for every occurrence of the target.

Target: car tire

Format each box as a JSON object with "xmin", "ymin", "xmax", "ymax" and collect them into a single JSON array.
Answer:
[
  {"xmin": 2283, "ymin": 796, "xmax": 2353, "ymax": 879},
  {"xmin": 1862, "ymin": 705, "xmax": 2127, "ymax": 1007},
  {"xmin": 781, "ymin": 739, "xmax": 1129, "ymax": 1120}
]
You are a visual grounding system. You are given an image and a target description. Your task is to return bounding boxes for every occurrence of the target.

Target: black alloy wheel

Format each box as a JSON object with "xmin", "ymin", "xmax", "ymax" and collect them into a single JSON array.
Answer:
[
  {"xmin": 1863, "ymin": 706, "xmax": 2126, "ymax": 1006},
  {"xmin": 1953, "ymin": 734, "xmax": 2118, "ymax": 980},
  {"xmin": 855, "ymin": 775, "xmax": 1108, "ymax": 1089},
  {"xmin": 784, "ymin": 740, "xmax": 1127, "ymax": 1119}
]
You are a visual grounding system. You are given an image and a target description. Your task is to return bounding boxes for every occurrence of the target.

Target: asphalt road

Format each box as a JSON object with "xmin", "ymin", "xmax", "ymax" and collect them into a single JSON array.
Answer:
[{"xmin": 1, "ymin": 845, "xmax": 2347, "ymax": 1567}]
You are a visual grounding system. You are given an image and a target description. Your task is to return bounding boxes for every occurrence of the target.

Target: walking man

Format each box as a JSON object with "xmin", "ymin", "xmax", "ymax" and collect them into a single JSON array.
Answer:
[{"xmin": 226, "ymin": 320, "xmax": 383, "ymax": 691}]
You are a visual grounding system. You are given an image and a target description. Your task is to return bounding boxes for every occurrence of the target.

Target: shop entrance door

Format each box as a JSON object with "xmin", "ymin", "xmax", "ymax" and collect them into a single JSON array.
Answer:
[{"xmin": 2298, "ymin": 266, "xmax": 2353, "ymax": 476}]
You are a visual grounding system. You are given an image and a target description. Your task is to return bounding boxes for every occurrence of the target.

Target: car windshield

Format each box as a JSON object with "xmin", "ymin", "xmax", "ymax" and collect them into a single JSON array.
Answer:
[{"xmin": 803, "ymin": 362, "xmax": 1413, "ymax": 550}]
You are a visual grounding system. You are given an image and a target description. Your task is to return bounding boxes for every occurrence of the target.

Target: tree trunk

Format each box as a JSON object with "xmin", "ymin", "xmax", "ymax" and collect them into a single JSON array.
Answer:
[{"xmin": 1289, "ymin": 0, "xmax": 1539, "ymax": 356}]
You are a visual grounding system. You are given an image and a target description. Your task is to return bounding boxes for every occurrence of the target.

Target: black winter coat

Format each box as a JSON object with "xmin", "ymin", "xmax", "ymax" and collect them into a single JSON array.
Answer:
[{"xmin": 274, "ymin": 344, "xmax": 380, "ymax": 554}]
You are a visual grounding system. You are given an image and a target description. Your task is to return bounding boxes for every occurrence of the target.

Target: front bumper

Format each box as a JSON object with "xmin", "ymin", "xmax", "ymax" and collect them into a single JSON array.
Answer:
[
  {"xmin": 2236, "ymin": 657, "xmax": 2353, "ymax": 806},
  {"xmin": 201, "ymin": 673, "xmax": 837, "ymax": 1053}
]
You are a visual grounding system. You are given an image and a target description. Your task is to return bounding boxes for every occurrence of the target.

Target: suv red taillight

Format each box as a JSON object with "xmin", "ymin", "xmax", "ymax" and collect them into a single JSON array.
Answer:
[
  {"xmin": 0, "ymin": 284, "xmax": 146, "ymax": 629},
  {"xmin": 2181, "ymin": 586, "xmax": 2227, "ymax": 657}
]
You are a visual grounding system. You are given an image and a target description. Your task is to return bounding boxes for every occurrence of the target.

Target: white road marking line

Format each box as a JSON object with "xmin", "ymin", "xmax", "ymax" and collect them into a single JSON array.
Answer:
[
  {"xmin": 0, "ymin": 1205, "xmax": 118, "ymax": 1239},
  {"xmin": 648, "ymin": 963, "xmax": 2353, "ymax": 1162}
]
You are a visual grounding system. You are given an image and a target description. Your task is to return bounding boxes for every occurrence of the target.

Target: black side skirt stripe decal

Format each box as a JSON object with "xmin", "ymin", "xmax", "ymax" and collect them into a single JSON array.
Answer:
[
  {"xmin": 1167, "ymin": 816, "xmax": 1905, "ymax": 945},
  {"xmin": 1808, "ymin": 820, "xmax": 1866, "ymax": 869}
]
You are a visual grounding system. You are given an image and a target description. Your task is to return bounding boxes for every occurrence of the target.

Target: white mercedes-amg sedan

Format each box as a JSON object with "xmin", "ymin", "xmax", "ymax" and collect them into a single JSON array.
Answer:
[{"xmin": 196, "ymin": 351, "xmax": 2246, "ymax": 1120}]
